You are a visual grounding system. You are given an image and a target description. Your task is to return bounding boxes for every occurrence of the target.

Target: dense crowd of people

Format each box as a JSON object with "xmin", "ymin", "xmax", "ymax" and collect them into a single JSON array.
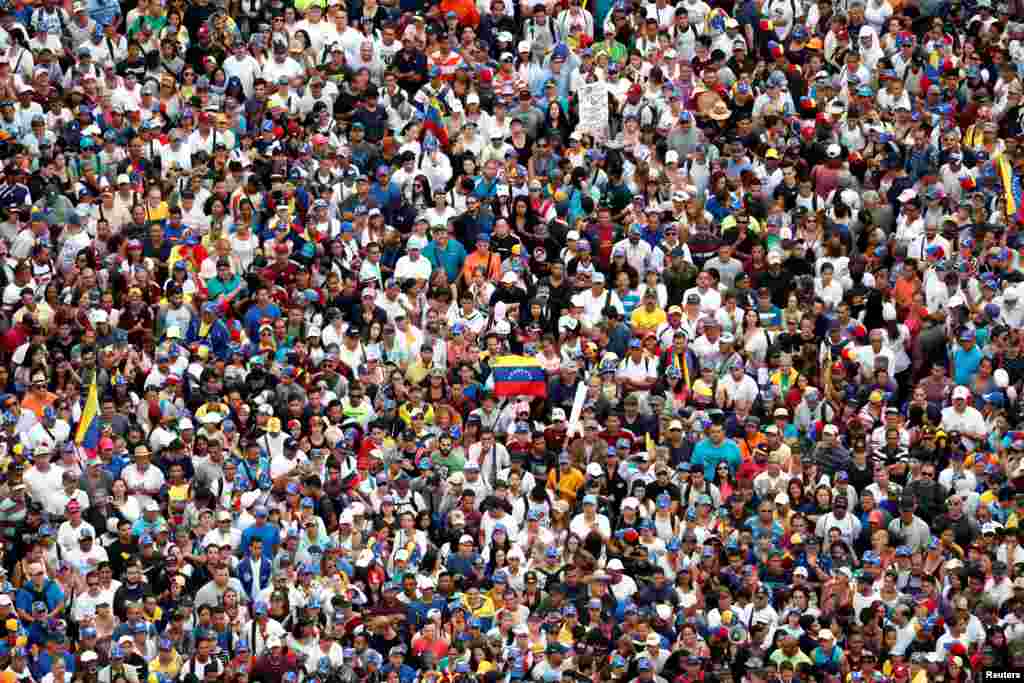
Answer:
[{"xmin": 0, "ymin": 0, "xmax": 1021, "ymax": 682}]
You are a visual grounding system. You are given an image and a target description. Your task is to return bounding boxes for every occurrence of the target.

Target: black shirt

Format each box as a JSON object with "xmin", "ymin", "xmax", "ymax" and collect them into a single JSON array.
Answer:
[
  {"xmin": 755, "ymin": 267, "xmax": 794, "ymax": 307},
  {"xmin": 392, "ymin": 49, "xmax": 427, "ymax": 96}
]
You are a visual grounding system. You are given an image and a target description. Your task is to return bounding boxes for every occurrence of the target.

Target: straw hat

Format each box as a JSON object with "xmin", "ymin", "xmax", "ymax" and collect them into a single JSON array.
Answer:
[{"xmin": 708, "ymin": 101, "xmax": 732, "ymax": 121}]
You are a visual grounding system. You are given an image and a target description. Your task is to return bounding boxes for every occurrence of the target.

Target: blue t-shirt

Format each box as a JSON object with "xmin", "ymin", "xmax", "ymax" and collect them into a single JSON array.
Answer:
[
  {"xmin": 424, "ymin": 239, "xmax": 468, "ymax": 282},
  {"xmin": 241, "ymin": 522, "xmax": 281, "ymax": 555},
  {"xmin": 691, "ymin": 438, "xmax": 742, "ymax": 480},
  {"xmin": 953, "ymin": 344, "xmax": 983, "ymax": 386},
  {"xmin": 244, "ymin": 304, "xmax": 282, "ymax": 340}
]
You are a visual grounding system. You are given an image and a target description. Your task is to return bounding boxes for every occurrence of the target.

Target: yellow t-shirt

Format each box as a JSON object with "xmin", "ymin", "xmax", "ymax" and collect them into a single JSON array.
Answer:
[
  {"xmin": 149, "ymin": 652, "xmax": 182, "ymax": 680},
  {"xmin": 399, "ymin": 403, "xmax": 435, "ymax": 427},
  {"xmin": 145, "ymin": 201, "xmax": 169, "ymax": 223},
  {"xmin": 168, "ymin": 484, "xmax": 190, "ymax": 503},
  {"xmin": 631, "ymin": 306, "xmax": 667, "ymax": 334},
  {"xmin": 405, "ymin": 361, "xmax": 432, "ymax": 386},
  {"xmin": 547, "ymin": 467, "xmax": 585, "ymax": 505},
  {"xmin": 1008, "ymin": 511, "xmax": 1022, "ymax": 529}
]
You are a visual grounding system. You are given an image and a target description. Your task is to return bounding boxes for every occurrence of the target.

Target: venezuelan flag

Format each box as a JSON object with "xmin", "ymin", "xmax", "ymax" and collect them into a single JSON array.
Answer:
[
  {"xmin": 421, "ymin": 97, "xmax": 450, "ymax": 148},
  {"xmin": 75, "ymin": 380, "xmax": 101, "ymax": 451},
  {"xmin": 491, "ymin": 355, "xmax": 548, "ymax": 398},
  {"xmin": 996, "ymin": 153, "xmax": 1018, "ymax": 217}
]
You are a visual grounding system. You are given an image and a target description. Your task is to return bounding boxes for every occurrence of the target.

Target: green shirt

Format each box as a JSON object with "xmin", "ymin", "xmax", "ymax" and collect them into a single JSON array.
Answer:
[
  {"xmin": 592, "ymin": 39, "xmax": 627, "ymax": 65},
  {"xmin": 0, "ymin": 497, "xmax": 26, "ymax": 539},
  {"xmin": 769, "ymin": 648, "xmax": 812, "ymax": 671},
  {"xmin": 206, "ymin": 274, "xmax": 242, "ymax": 300},
  {"xmin": 435, "ymin": 449, "xmax": 466, "ymax": 476}
]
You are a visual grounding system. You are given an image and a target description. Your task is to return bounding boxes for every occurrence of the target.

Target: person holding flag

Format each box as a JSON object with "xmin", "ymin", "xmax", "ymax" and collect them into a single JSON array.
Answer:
[{"xmin": 73, "ymin": 379, "xmax": 101, "ymax": 457}]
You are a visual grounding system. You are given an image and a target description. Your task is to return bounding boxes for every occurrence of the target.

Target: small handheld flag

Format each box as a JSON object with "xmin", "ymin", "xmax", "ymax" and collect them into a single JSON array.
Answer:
[{"xmin": 75, "ymin": 380, "xmax": 101, "ymax": 451}]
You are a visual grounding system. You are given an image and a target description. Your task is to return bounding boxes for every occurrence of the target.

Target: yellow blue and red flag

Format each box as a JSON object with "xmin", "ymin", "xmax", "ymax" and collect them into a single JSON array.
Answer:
[
  {"xmin": 491, "ymin": 355, "xmax": 548, "ymax": 398},
  {"xmin": 75, "ymin": 380, "xmax": 101, "ymax": 450}
]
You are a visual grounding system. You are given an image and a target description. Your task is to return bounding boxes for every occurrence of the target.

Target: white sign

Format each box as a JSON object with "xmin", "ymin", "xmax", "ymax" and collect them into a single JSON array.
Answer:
[
  {"xmin": 566, "ymin": 381, "xmax": 588, "ymax": 438},
  {"xmin": 578, "ymin": 82, "xmax": 610, "ymax": 141}
]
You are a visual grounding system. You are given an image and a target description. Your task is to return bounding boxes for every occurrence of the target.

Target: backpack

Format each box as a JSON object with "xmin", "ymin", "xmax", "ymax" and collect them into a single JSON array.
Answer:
[
  {"xmin": 54, "ymin": 8, "xmax": 70, "ymax": 40},
  {"xmin": 769, "ymin": 0, "xmax": 802, "ymax": 26},
  {"xmin": 527, "ymin": 16, "xmax": 558, "ymax": 46}
]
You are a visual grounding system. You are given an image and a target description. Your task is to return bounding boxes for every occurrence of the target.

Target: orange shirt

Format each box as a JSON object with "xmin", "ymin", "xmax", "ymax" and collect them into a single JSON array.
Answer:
[
  {"xmin": 461, "ymin": 251, "xmax": 502, "ymax": 283},
  {"xmin": 547, "ymin": 466, "xmax": 585, "ymax": 505},
  {"xmin": 737, "ymin": 432, "xmax": 767, "ymax": 461},
  {"xmin": 22, "ymin": 391, "xmax": 57, "ymax": 419},
  {"xmin": 893, "ymin": 276, "xmax": 919, "ymax": 309}
]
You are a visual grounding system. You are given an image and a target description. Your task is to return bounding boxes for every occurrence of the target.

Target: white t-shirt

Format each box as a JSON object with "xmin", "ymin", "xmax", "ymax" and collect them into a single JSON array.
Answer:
[
  {"xmin": 57, "ymin": 519, "xmax": 96, "ymax": 555},
  {"xmin": 682, "ymin": 286, "xmax": 722, "ymax": 314},
  {"xmin": 120, "ymin": 465, "xmax": 166, "ymax": 510},
  {"xmin": 718, "ymin": 373, "xmax": 760, "ymax": 406},
  {"xmin": 394, "ymin": 254, "xmax": 433, "ymax": 281},
  {"xmin": 23, "ymin": 463, "xmax": 65, "ymax": 512},
  {"xmin": 573, "ymin": 287, "xmax": 620, "ymax": 327},
  {"xmin": 65, "ymin": 543, "xmax": 109, "ymax": 578},
  {"xmin": 940, "ymin": 406, "xmax": 986, "ymax": 446},
  {"xmin": 569, "ymin": 513, "xmax": 611, "ymax": 540},
  {"xmin": 618, "ymin": 355, "xmax": 659, "ymax": 386}
]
